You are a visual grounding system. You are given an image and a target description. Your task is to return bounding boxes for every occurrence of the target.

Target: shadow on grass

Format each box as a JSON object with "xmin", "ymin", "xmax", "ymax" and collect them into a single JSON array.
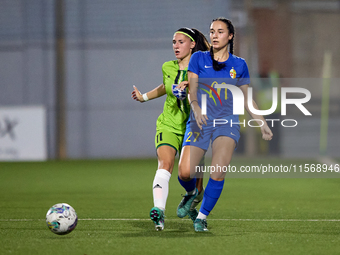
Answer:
[
  {"xmin": 44, "ymin": 235, "xmax": 75, "ymax": 239},
  {"xmin": 118, "ymin": 221, "xmax": 215, "ymax": 238}
]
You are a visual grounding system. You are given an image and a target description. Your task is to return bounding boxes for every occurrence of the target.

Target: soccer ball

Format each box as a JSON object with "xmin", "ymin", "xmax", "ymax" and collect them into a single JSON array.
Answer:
[
  {"xmin": 172, "ymin": 84, "xmax": 187, "ymax": 100},
  {"xmin": 46, "ymin": 203, "xmax": 78, "ymax": 235}
]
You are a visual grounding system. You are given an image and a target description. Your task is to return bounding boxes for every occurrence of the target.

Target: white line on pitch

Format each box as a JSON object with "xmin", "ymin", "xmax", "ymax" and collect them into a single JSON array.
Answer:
[
  {"xmin": 1, "ymin": 218, "xmax": 340, "ymax": 222},
  {"xmin": 80, "ymin": 218, "xmax": 340, "ymax": 222}
]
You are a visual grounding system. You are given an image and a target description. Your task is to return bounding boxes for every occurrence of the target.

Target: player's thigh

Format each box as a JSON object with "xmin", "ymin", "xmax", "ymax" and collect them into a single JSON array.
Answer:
[
  {"xmin": 178, "ymin": 145, "xmax": 205, "ymax": 180},
  {"xmin": 179, "ymin": 121, "xmax": 209, "ymax": 179},
  {"xmin": 156, "ymin": 145, "xmax": 177, "ymax": 173},
  {"xmin": 181, "ymin": 120, "xmax": 209, "ymax": 169},
  {"xmin": 210, "ymin": 136, "xmax": 236, "ymax": 180},
  {"xmin": 155, "ymin": 130, "xmax": 182, "ymax": 173}
]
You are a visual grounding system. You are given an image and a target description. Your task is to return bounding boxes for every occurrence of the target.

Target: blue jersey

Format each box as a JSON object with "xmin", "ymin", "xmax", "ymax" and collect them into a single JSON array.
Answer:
[{"xmin": 188, "ymin": 51, "xmax": 250, "ymax": 121}]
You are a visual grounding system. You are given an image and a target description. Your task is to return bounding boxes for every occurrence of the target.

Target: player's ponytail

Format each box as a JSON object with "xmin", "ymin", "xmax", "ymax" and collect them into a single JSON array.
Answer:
[
  {"xmin": 210, "ymin": 46, "xmax": 226, "ymax": 71},
  {"xmin": 191, "ymin": 28, "xmax": 210, "ymax": 53}
]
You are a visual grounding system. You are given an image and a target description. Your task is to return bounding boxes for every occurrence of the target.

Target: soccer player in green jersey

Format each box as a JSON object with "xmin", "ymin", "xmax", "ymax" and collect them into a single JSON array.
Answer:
[{"xmin": 131, "ymin": 27, "xmax": 209, "ymax": 231}]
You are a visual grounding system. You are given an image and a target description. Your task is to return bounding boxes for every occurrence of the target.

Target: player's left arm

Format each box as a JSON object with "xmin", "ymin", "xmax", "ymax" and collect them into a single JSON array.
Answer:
[{"xmin": 239, "ymin": 84, "xmax": 273, "ymax": 141}]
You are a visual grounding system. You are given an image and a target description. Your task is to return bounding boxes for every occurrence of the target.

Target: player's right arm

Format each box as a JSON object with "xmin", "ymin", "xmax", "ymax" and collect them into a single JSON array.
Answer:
[
  {"xmin": 131, "ymin": 84, "xmax": 166, "ymax": 102},
  {"xmin": 188, "ymin": 71, "xmax": 208, "ymax": 130}
]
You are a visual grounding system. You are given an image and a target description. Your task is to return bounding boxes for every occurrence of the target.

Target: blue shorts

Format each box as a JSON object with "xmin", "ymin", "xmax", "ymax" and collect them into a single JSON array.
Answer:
[{"xmin": 182, "ymin": 117, "xmax": 240, "ymax": 151}]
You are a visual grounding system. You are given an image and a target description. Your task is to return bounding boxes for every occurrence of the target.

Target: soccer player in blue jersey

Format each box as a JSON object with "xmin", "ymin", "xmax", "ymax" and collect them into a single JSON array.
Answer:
[{"xmin": 176, "ymin": 18, "xmax": 273, "ymax": 232}]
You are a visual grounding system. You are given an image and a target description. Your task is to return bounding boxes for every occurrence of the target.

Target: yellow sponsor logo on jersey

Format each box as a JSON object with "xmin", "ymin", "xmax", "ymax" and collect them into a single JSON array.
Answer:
[{"xmin": 210, "ymin": 81, "xmax": 228, "ymax": 100}]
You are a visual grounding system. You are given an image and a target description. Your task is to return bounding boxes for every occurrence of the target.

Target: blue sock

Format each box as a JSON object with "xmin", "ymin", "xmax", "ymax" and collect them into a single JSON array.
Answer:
[
  {"xmin": 200, "ymin": 178, "xmax": 225, "ymax": 216},
  {"xmin": 178, "ymin": 176, "xmax": 197, "ymax": 193}
]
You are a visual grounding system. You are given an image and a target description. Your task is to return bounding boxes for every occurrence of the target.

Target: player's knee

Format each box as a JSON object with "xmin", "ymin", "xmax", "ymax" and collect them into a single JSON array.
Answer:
[
  {"xmin": 178, "ymin": 163, "xmax": 191, "ymax": 180},
  {"xmin": 158, "ymin": 160, "xmax": 173, "ymax": 172}
]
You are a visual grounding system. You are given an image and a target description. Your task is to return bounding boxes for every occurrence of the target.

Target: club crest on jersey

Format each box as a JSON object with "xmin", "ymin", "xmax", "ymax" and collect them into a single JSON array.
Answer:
[{"xmin": 230, "ymin": 67, "xmax": 236, "ymax": 79}]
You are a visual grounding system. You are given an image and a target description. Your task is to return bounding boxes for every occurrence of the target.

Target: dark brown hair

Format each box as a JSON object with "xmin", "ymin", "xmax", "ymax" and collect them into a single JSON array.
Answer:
[{"xmin": 191, "ymin": 28, "xmax": 210, "ymax": 53}]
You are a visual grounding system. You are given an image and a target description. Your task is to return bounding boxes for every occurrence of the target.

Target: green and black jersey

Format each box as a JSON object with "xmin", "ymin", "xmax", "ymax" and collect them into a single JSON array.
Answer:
[{"xmin": 156, "ymin": 60, "xmax": 190, "ymax": 136}]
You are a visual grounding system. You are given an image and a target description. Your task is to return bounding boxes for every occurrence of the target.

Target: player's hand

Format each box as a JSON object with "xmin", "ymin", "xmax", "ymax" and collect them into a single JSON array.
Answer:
[
  {"xmin": 261, "ymin": 125, "xmax": 273, "ymax": 141},
  {"xmin": 131, "ymin": 85, "xmax": 144, "ymax": 102},
  {"xmin": 176, "ymin": 81, "xmax": 189, "ymax": 91},
  {"xmin": 191, "ymin": 102, "xmax": 208, "ymax": 130}
]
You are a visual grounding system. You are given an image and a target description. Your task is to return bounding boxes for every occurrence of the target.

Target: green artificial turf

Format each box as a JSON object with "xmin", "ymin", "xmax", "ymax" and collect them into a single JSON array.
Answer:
[{"xmin": 0, "ymin": 158, "xmax": 339, "ymax": 255}]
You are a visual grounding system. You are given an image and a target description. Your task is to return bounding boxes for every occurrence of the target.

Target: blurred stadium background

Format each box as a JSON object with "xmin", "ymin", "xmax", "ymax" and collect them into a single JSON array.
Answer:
[
  {"xmin": 0, "ymin": 0, "xmax": 339, "ymax": 160},
  {"xmin": 1, "ymin": 2, "xmax": 339, "ymax": 254}
]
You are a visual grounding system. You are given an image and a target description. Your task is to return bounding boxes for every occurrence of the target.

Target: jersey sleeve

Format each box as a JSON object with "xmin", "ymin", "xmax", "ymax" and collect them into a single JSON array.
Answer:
[
  {"xmin": 237, "ymin": 60, "xmax": 250, "ymax": 86},
  {"xmin": 188, "ymin": 51, "xmax": 201, "ymax": 75},
  {"xmin": 162, "ymin": 62, "xmax": 167, "ymax": 85}
]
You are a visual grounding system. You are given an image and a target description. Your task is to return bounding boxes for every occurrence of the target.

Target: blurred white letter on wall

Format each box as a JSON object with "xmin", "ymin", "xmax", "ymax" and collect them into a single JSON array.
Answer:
[{"xmin": 0, "ymin": 106, "xmax": 47, "ymax": 161}]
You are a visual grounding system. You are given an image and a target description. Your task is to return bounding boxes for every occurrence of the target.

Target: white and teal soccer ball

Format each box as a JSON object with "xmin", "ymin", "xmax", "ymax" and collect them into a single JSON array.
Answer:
[
  {"xmin": 46, "ymin": 203, "xmax": 78, "ymax": 235},
  {"xmin": 172, "ymin": 84, "xmax": 187, "ymax": 100}
]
